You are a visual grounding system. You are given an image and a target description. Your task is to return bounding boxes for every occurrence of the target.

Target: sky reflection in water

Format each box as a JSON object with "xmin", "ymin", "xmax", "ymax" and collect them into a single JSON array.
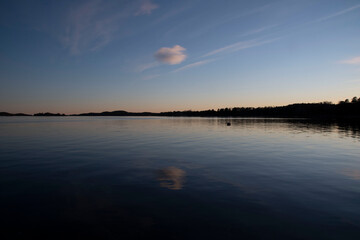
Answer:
[{"xmin": 0, "ymin": 117, "xmax": 360, "ymax": 239}]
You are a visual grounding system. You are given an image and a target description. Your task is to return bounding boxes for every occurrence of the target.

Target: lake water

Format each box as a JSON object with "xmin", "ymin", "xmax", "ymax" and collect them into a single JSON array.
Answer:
[{"xmin": 1, "ymin": 117, "xmax": 360, "ymax": 239}]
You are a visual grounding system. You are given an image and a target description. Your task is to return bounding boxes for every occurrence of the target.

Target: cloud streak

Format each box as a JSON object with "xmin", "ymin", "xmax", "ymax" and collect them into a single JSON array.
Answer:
[
  {"xmin": 173, "ymin": 59, "xmax": 214, "ymax": 73},
  {"xmin": 60, "ymin": 0, "xmax": 159, "ymax": 55},
  {"xmin": 240, "ymin": 24, "xmax": 278, "ymax": 37},
  {"xmin": 60, "ymin": 0, "xmax": 132, "ymax": 55},
  {"xmin": 136, "ymin": 61, "xmax": 160, "ymax": 72},
  {"xmin": 154, "ymin": 45, "xmax": 187, "ymax": 65},
  {"xmin": 142, "ymin": 74, "xmax": 161, "ymax": 81},
  {"xmin": 202, "ymin": 37, "xmax": 281, "ymax": 58},
  {"xmin": 313, "ymin": 4, "xmax": 360, "ymax": 23},
  {"xmin": 340, "ymin": 56, "xmax": 360, "ymax": 65},
  {"xmin": 151, "ymin": 4, "xmax": 189, "ymax": 25},
  {"xmin": 164, "ymin": 3, "xmax": 273, "ymax": 42}
]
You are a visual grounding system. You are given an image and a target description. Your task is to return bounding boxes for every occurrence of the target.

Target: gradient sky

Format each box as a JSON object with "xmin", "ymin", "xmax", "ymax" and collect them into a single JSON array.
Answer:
[{"xmin": 0, "ymin": 0, "xmax": 360, "ymax": 114}]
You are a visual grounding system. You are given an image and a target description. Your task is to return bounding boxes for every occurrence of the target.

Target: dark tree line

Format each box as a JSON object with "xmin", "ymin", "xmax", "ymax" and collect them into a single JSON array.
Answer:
[
  {"xmin": 159, "ymin": 96, "xmax": 360, "ymax": 118},
  {"xmin": 1, "ymin": 96, "xmax": 360, "ymax": 118},
  {"xmin": 34, "ymin": 112, "xmax": 66, "ymax": 116}
]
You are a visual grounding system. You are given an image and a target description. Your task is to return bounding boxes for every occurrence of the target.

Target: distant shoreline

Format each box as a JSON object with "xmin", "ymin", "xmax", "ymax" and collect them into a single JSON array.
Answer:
[{"xmin": 1, "ymin": 96, "xmax": 360, "ymax": 119}]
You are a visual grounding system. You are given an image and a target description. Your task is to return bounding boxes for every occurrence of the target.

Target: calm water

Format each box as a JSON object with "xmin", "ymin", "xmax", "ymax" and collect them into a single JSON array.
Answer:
[{"xmin": 1, "ymin": 117, "xmax": 360, "ymax": 239}]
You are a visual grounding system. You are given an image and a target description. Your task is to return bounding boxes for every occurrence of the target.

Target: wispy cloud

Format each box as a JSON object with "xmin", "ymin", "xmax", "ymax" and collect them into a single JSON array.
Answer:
[
  {"xmin": 340, "ymin": 56, "xmax": 360, "ymax": 65},
  {"xmin": 60, "ymin": 0, "xmax": 132, "ymax": 55},
  {"xmin": 240, "ymin": 24, "xmax": 278, "ymax": 37},
  {"xmin": 59, "ymin": 0, "xmax": 159, "ymax": 55},
  {"xmin": 173, "ymin": 59, "xmax": 214, "ymax": 73},
  {"xmin": 202, "ymin": 37, "xmax": 281, "ymax": 58},
  {"xmin": 151, "ymin": 4, "xmax": 189, "ymax": 25},
  {"xmin": 313, "ymin": 4, "xmax": 360, "ymax": 23},
  {"xmin": 135, "ymin": 0, "xmax": 159, "ymax": 16},
  {"xmin": 136, "ymin": 61, "xmax": 160, "ymax": 72},
  {"xmin": 162, "ymin": 3, "xmax": 273, "ymax": 42},
  {"xmin": 154, "ymin": 45, "xmax": 187, "ymax": 65}
]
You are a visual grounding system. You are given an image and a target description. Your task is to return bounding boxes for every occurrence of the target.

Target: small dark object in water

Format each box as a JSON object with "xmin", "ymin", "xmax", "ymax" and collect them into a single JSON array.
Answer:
[{"xmin": 227, "ymin": 122, "xmax": 231, "ymax": 126}]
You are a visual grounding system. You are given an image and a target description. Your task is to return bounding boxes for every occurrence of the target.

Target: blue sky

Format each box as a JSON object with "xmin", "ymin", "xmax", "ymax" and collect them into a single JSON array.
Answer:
[{"xmin": 0, "ymin": 0, "xmax": 359, "ymax": 114}]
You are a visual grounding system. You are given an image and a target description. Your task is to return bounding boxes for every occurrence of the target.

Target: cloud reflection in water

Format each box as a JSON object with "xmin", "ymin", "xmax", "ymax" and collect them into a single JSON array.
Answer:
[
  {"xmin": 157, "ymin": 167, "xmax": 186, "ymax": 190},
  {"xmin": 342, "ymin": 169, "xmax": 360, "ymax": 180}
]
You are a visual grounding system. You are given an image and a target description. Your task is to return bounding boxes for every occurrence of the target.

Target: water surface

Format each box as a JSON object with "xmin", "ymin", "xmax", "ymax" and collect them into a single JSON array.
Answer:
[{"xmin": 1, "ymin": 117, "xmax": 360, "ymax": 239}]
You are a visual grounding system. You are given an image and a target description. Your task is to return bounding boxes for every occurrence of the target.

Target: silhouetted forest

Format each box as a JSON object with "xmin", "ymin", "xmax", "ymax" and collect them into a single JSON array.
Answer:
[
  {"xmin": 160, "ymin": 96, "xmax": 360, "ymax": 118},
  {"xmin": 34, "ymin": 112, "xmax": 66, "ymax": 116},
  {"xmin": 1, "ymin": 96, "xmax": 360, "ymax": 118}
]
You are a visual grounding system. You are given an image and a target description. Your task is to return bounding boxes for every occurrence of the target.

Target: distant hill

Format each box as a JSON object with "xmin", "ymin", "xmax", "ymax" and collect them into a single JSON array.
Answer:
[
  {"xmin": 2, "ymin": 96, "xmax": 360, "ymax": 118},
  {"xmin": 76, "ymin": 110, "xmax": 158, "ymax": 116},
  {"xmin": 76, "ymin": 97, "xmax": 360, "ymax": 119},
  {"xmin": 0, "ymin": 112, "xmax": 31, "ymax": 116}
]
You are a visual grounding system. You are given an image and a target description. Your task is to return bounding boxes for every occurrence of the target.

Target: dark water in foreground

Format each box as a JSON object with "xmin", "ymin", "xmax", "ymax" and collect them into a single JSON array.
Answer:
[{"xmin": 1, "ymin": 117, "xmax": 360, "ymax": 239}]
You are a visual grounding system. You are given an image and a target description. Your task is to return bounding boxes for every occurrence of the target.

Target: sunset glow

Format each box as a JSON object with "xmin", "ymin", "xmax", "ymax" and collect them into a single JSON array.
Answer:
[{"xmin": 0, "ymin": 0, "xmax": 359, "ymax": 114}]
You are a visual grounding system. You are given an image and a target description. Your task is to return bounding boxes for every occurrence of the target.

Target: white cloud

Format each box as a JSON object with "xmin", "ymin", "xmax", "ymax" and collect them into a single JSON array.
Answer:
[
  {"xmin": 154, "ymin": 45, "xmax": 187, "ymax": 65},
  {"xmin": 202, "ymin": 37, "xmax": 280, "ymax": 58},
  {"xmin": 340, "ymin": 56, "xmax": 360, "ymax": 65},
  {"xmin": 173, "ymin": 59, "xmax": 214, "ymax": 73},
  {"xmin": 135, "ymin": 0, "xmax": 159, "ymax": 16}
]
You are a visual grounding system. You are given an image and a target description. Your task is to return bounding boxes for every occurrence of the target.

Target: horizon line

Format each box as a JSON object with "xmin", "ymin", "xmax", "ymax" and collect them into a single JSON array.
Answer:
[{"xmin": 1, "ymin": 96, "xmax": 358, "ymax": 115}]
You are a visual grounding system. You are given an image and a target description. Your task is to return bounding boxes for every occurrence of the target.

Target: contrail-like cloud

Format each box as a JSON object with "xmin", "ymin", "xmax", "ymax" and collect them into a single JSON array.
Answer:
[
  {"xmin": 202, "ymin": 37, "xmax": 281, "ymax": 58},
  {"xmin": 313, "ymin": 4, "xmax": 360, "ymax": 23},
  {"xmin": 173, "ymin": 59, "xmax": 214, "ymax": 73}
]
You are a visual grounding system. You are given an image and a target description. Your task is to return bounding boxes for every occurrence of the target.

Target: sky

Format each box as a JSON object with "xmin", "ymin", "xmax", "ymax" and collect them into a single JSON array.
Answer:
[{"xmin": 0, "ymin": 0, "xmax": 359, "ymax": 114}]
